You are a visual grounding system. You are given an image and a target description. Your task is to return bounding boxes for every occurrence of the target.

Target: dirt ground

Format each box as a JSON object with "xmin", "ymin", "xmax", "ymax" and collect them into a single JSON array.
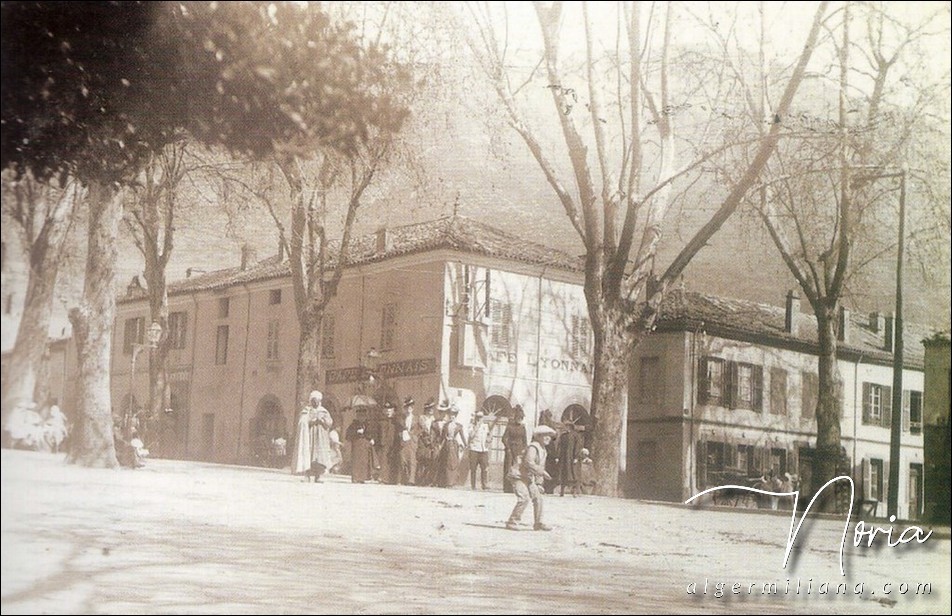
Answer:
[{"xmin": 1, "ymin": 449, "xmax": 949, "ymax": 614}]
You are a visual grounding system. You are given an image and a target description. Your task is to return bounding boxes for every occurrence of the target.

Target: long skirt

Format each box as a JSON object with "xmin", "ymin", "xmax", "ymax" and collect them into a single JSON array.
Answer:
[{"xmin": 350, "ymin": 439, "xmax": 373, "ymax": 483}]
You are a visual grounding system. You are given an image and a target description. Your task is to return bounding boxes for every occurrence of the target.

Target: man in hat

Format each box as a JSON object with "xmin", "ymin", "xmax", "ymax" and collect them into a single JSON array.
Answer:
[
  {"xmin": 506, "ymin": 424, "xmax": 556, "ymax": 531},
  {"xmin": 376, "ymin": 401, "xmax": 399, "ymax": 484},
  {"xmin": 468, "ymin": 409, "xmax": 492, "ymax": 490},
  {"xmin": 398, "ymin": 397, "xmax": 416, "ymax": 485}
]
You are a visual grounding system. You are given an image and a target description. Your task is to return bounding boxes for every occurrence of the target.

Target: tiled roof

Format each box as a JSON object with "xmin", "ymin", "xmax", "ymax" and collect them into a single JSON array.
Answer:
[
  {"xmin": 121, "ymin": 215, "xmax": 583, "ymax": 301},
  {"xmin": 657, "ymin": 290, "xmax": 930, "ymax": 369}
]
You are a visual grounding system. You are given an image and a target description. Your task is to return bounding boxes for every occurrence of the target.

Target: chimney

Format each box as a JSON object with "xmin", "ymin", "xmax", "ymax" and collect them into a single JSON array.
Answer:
[
  {"xmin": 241, "ymin": 244, "xmax": 257, "ymax": 270},
  {"xmin": 868, "ymin": 311, "xmax": 884, "ymax": 333},
  {"xmin": 784, "ymin": 290, "xmax": 799, "ymax": 336},
  {"xmin": 884, "ymin": 313, "xmax": 895, "ymax": 352},
  {"xmin": 375, "ymin": 227, "xmax": 390, "ymax": 254},
  {"xmin": 837, "ymin": 306, "xmax": 850, "ymax": 343}
]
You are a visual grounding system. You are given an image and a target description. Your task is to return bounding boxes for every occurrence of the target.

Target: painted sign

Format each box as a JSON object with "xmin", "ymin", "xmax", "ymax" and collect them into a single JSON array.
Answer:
[{"xmin": 326, "ymin": 357, "xmax": 437, "ymax": 385}]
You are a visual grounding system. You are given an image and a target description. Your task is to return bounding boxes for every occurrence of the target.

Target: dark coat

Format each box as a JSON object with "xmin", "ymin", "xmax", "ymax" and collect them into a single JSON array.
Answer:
[{"xmin": 346, "ymin": 419, "xmax": 373, "ymax": 483}]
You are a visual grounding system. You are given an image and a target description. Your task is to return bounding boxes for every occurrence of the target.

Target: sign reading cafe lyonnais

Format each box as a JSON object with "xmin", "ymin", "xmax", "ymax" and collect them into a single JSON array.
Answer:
[{"xmin": 326, "ymin": 358, "xmax": 437, "ymax": 385}]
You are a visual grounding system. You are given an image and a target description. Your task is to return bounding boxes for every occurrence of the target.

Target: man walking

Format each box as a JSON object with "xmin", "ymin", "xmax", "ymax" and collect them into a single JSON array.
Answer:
[{"xmin": 506, "ymin": 425, "xmax": 556, "ymax": 531}]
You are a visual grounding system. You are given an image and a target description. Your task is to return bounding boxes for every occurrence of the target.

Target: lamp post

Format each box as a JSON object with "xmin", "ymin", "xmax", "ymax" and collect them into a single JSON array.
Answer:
[
  {"xmin": 853, "ymin": 169, "xmax": 906, "ymax": 518},
  {"xmin": 125, "ymin": 321, "xmax": 162, "ymax": 439}
]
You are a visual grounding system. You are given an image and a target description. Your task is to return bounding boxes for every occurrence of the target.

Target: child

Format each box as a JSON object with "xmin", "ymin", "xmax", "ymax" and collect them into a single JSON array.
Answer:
[{"xmin": 579, "ymin": 448, "xmax": 596, "ymax": 495}]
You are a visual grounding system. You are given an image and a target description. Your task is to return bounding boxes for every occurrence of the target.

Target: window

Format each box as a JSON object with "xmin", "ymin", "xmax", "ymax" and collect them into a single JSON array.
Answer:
[
  {"xmin": 218, "ymin": 297, "xmax": 230, "ymax": 319},
  {"xmin": 123, "ymin": 317, "xmax": 145, "ymax": 354},
  {"xmin": 266, "ymin": 320, "xmax": 280, "ymax": 361},
  {"xmin": 770, "ymin": 368, "xmax": 788, "ymax": 415},
  {"xmin": 321, "ymin": 315, "xmax": 335, "ymax": 359},
  {"xmin": 215, "ymin": 325, "xmax": 229, "ymax": 365},
  {"xmin": 638, "ymin": 356, "xmax": 663, "ymax": 406},
  {"xmin": 269, "ymin": 289, "xmax": 282, "ymax": 305},
  {"xmin": 862, "ymin": 382, "xmax": 892, "ymax": 427},
  {"xmin": 903, "ymin": 390, "xmax": 923, "ymax": 434},
  {"xmin": 801, "ymin": 372, "xmax": 818, "ymax": 419},
  {"xmin": 489, "ymin": 299, "xmax": 512, "ymax": 348},
  {"xmin": 167, "ymin": 311, "xmax": 188, "ymax": 350},
  {"xmin": 730, "ymin": 363, "xmax": 763, "ymax": 410},
  {"xmin": 571, "ymin": 314, "xmax": 591, "ymax": 359},
  {"xmin": 698, "ymin": 357, "xmax": 725, "ymax": 405},
  {"xmin": 380, "ymin": 303, "xmax": 397, "ymax": 351}
]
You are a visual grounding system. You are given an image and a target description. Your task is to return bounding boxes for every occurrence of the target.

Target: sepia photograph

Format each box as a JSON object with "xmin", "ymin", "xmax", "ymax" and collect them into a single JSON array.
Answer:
[{"xmin": 2, "ymin": 1, "xmax": 950, "ymax": 614}]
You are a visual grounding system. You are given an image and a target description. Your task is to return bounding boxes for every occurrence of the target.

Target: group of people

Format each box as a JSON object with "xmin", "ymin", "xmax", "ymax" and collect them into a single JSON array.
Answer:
[
  {"xmin": 287, "ymin": 391, "xmax": 600, "ymax": 533},
  {"xmin": 344, "ymin": 397, "xmax": 474, "ymax": 488},
  {"xmin": 6, "ymin": 398, "xmax": 68, "ymax": 453}
]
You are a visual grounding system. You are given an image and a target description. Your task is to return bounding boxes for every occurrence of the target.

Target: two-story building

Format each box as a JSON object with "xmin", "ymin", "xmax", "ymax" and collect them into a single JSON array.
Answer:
[
  {"xmin": 628, "ymin": 289, "xmax": 930, "ymax": 520},
  {"xmin": 108, "ymin": 215, "xmax": 594, "ymax": 480}
]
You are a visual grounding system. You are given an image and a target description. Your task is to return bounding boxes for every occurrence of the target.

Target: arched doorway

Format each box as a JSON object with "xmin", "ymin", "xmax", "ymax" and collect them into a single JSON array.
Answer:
[
  {"xmin": 561, "ymin": 404, "xmax": 593, "ymax": 449},
  {"xmin": 251, "ymin": 395, "xmax": 286, "ymax": 467},
  {"xmin": 480, "ymin": 395, "xmax": 513, "ymax": 419}
]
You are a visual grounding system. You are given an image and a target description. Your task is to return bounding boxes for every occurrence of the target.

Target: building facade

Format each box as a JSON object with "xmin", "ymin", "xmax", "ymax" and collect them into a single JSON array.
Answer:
[
  {"xmin": 95, "ymin": 216, "xmax": 593, "ymax": 483},
  {"xmin": 628, "ymin": 291, "xmax": 930, "ymax": 520}
]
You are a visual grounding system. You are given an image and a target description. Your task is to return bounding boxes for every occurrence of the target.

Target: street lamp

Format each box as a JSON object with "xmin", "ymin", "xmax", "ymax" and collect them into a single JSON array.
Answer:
[
  {"xmin": 125, "ymin": 321, "xmax": 162, "ymax": 439},
  {"xmin": 853, "ymin": 169, "xmax": 907, "ymax": 518}
]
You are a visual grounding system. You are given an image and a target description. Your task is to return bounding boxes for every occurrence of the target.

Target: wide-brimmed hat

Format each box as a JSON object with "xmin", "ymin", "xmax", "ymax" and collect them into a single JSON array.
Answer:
[
  {"xmin": 447, "ymin": 404, "xmax": 460, "ymax": 415},
  {"xmin": 423, "ymin": 399, "xmax": 436, "ymax": 412},
  {"xmin": 533, "ymin": 425, "xmax": 557, "ymax": 438},
  {"xmin": 383, "ymin": 401, "xmax": 396, "ymax": 410},
  {"xmin": 403, "ymin": 396, "xmax": 415, "ymax": 407},
  {"xmin": 437, "ymin": 400, "xmax": 451, "ymax": 412}
]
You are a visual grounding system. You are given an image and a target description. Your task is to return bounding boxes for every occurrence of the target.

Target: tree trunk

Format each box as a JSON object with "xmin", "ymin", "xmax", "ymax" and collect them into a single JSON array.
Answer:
[
  {"xmin": 67, "ymin": 181, "xmax": 122, "ymax": 468},
  {"xmin": 295, "ymin": 311, "xmax": 323, "ymax": 413},
  {"xmin": 1, "ymin": 258, "xmax": 59, "ymax": 438},
  {"xmin": 589, "ymin": 306, "xmax": 637, "ymax": 497},
  {"xmin": 813, "ymin": 308, "xmax": 843, "ymax": 505},
  {"xmin": 146, "ymin": 277, "xmax": 169, "ymax": 454}
]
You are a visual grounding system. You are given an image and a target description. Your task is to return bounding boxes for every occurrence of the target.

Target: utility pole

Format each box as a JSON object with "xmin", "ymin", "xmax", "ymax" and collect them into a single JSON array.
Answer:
[{"xmin": 887, "ymin": 171, "xmax": 906, "ymax": 519}]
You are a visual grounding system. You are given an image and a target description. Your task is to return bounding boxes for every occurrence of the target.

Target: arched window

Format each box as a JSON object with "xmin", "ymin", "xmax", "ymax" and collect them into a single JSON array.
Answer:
[{"xmin": 480, "ymin": 395, "xmax": 513, "ymax": 419}]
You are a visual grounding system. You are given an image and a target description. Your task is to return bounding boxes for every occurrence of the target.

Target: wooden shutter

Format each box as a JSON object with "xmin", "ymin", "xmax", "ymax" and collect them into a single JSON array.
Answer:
[
  {"xmin": 696, "ymin": 441, "xmax": 707, "ymax": 488},
  {"xmin": 862, "ymin": 458, "xmax": 871, "ymax": 500},
  {"xmin": 882, "ymin": 386, "xmax": 892, "ymax": 429},
  {"xmin": 752, "ymin": 365, "xmax": 764, "ymax": 412},
  {"xmin": 725, "ymin": 361, "xmax": 738, "ymax": 408},
  {"xmin": 902, "ymin": 390, "xmax": 910, "ymax": 432},
  {"xmin": 883, "ymin": 460, "xmax": 889, "ymax": 501},
  {"xmin": 698, "ymin": 358, "xmax": 710, "ymax": 405},
  {"xmin": 862, "ymin": 383, "xmax": 871, "ymax": 424}
]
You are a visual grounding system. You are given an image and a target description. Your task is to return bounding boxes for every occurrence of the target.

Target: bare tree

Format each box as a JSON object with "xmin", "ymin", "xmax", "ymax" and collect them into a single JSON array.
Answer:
[
  {"xmin": 739, "ymin": 1, "xmax": 950, "ymax": 494},
  {"xmin": 457, "ymin": 1, "xmax": 828, "ymax": 494},
  {"xmin": 0, "ymin": 173, "xmax": 80, "ymax": 435},
  {"xmin": 121, "ymin": 139, "xmax": 195, "ymax": 447}
]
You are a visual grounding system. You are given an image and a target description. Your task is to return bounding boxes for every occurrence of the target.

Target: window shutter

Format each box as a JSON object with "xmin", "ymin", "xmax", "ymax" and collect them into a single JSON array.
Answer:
[
  {"xmin": 725, "ymin": 361, "xmax": 738, "ymax": 408},
  {"xmin": 902, "ymin": 390, "xmax": 910, "ymax": 432},
  {"xmin": 883, "ymin": 460, "xmax": 889, "ymax": 501},
  {"xmin": 752, "ymin": 366, "xmax": 764, "ymax": 412},
  {"xmin": 862, "ymin": 383, "xmax": 871, "ymax": 424},
  {"xmin": 862, "ymin": 458, "xmax": 871, "ymax": 500},
  {"xmin": 882, "ymin": 386, "xmax": 892, "ymax": 429},
  {"xmin": 696, "ymin": 441, "xmax": 708, "ymax": 488},
  {"xmin": 698, "ymin": 358, "xmax": 710, "ymax": 405}
]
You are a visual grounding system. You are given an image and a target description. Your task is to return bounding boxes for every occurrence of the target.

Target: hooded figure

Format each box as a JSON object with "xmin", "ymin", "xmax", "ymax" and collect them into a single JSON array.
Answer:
[
  {"xmin": 307, "ymin": 391, "xmax": 335, "ymax": 482},
  {"xmin": 292, "ymin": 403, "xmax": 315, "ymax": 477}
]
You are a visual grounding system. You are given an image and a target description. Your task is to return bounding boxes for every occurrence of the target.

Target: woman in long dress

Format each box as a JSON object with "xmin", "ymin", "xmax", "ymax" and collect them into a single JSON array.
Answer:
[{"xmin": 346, "ymin": 408, "xmax": 374, "ymax": 483}]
